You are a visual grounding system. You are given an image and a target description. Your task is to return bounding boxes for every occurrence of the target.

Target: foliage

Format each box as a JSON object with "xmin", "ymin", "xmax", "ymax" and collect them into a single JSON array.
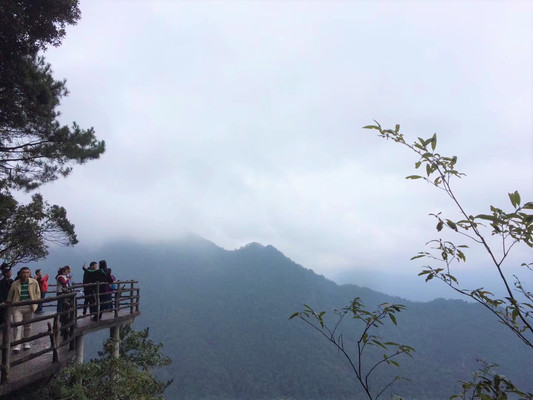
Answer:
[
  {"xmin": 451, "ymin": 360, "xmax": 533, "ymax": 400},
  {"xmin": 0, "ymin": 0, "xmax": 105, "ymax": 191},
  {"xmin": 290, "ymin": 297, "xmax": 414, "ymax": 400},
  {"xmin": 0, "ymin": 0, "xmax": 105, "ymax": 266},
  {"xmin": 42, "ymin": 325, "xmax": 172, "ymax": 400},
  {"xmin": 40, "ymin": 239, "xmax": 533, "ymax": 399},
  {"xmin": 364, "ymin": 121, "xmax": 532, "ymax": 397},
  {"xmin": 0, "ymin": 192, "xmax": 77, "ymax": 266},
  {"xmin": 100, "ymin": 324, "xmax": 173, "ymax": 370}
]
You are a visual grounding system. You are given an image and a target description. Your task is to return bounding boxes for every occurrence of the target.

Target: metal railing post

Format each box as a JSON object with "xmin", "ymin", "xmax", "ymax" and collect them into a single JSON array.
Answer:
[
  {"xmin": 69, "ymin": 294, "xmax": 77, "ymax": 350},
  {"xmin": 52, "ymin": 314, "xmax": 60, "ymax": 363},
  {"xmin": 1, "ymin": 304, "xmax": 13, "ymax": 384},
  {"xmin": 114, "ymin": 288, "xmax": 119, "ymax": 318},
  {"xmin": 95, "ymin": 283, "xmax": 100, "ymax": 319},
  {"xmin": 130, "ymin": 281, "xmax": 134, "ymax": 314}
]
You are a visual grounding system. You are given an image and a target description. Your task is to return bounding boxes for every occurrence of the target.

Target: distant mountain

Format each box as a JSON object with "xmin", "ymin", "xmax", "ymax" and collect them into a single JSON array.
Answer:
[{"xmin": 38, "ymin": 237, "xmax": 532, "ymax": 399}]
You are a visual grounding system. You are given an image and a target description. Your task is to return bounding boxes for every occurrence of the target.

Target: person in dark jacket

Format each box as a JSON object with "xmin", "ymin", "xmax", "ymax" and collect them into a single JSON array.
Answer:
[
  {"xmin": 83, "ymin": 261, "xmax": 112, "ymax": 321},
  {"xmin": 0, "ymin": 264, "xmax": 14, "ymax": 325}
]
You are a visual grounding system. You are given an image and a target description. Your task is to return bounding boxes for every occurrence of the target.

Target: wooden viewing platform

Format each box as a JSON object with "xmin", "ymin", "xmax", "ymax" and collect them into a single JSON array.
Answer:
[{"xmin": 0, "ymin": 281, "xmax": 140, "ymax": 396}]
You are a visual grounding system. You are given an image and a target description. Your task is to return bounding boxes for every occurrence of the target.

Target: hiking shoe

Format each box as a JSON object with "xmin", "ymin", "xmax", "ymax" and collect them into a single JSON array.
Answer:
[
  {"xmin": 23, "ymin": 343, "xmax": 31, "ymax": 350},
  {"xmin": 13, "ymin": 347, "xmax": 20, "ymax": 353}
]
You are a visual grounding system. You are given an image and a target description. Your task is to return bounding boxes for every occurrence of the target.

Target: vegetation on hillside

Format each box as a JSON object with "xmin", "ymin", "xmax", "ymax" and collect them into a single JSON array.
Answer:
[
  {"xmin": 42, "ymin": 239, "xmax": 533, "ymax": 399},
  {"xmin": 42, "ymin": 325, "xmax": 172, "ymax": 400}
]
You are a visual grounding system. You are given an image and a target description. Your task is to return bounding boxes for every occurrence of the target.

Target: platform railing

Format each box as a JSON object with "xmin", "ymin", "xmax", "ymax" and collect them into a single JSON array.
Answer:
[{"xmin": 0, "ymin": 280, "xmax": 140, "ymax": 384}]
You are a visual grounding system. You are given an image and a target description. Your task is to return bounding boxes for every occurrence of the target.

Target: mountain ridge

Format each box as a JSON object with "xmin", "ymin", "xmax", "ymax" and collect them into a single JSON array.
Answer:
[{"xmin": 36, "ymin": 236, "xmax": 531, "ymax": 399}]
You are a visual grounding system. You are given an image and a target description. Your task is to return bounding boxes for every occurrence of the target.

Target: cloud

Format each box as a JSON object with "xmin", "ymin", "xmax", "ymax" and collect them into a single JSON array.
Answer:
[{"xmin": 36, "ymin": 0, "xmax": 533, "ymax": 288}]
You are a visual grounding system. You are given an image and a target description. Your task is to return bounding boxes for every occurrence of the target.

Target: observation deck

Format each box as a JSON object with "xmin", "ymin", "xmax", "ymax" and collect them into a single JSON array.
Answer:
[{"xmin": 0, "ymin": 281, "xmax": 140, "ymax": 397}]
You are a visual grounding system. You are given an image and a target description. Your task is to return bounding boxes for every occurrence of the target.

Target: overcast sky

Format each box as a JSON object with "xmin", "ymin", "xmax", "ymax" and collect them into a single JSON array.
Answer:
[{"xmin": 33, "ymin": 0, "xmax": 533, "ymax": 298}]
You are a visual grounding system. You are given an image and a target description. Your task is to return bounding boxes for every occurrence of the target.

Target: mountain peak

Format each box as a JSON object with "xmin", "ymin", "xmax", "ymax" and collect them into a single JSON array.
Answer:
[{"xmin": 242, "ymin": 242, "xmax": 265, "ymax": 249}]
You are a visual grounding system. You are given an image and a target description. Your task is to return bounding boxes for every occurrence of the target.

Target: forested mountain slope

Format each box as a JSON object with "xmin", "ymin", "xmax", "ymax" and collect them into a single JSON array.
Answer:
[{"xmin": 41, "ymin": 237, "xmax": 531, "ymax": 399}]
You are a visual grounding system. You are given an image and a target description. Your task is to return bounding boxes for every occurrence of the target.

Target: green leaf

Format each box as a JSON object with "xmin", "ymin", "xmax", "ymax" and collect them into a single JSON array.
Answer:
[
  {"xmin": 475, "ymin": 214, "xmax": 497, "ymax": 222},
  {"xmin": 508, "ymin": 191, "xmax": 521, "ymax": 208},
  {"xmin": 446, "ymin": 220, "xmax": 458, "ymax": 231},
  {"xmin": 406, "ymin": 175, "xmax": 423, "ymax": 180},
  {"xmin": 445, "ymin": 274, "xmax": 458, "ymax": 283},
  {"xmin": 514, "ymin": 190, "xmax": 521, "ymax": 206},
  {"xmin": 431, "ymin": 133, "xmax": 437, "ymax": 151},
  {"xmin": 436, "ymin": 221, "xmax": 444, "ymax": 231},
  {"xmin": 395, "ymin": 124, "xmax": 400, "ymax": 133},
  {"xmin": 389, "ymin": 313, "xmax": 397, "ymax": 325},
  {"xmin": 289, "ymin": 312, "xmax": 299, "ymax": 319},
  {"xmin": 363, "ymin": 125, "xmax": 378, "ymax": 130}
]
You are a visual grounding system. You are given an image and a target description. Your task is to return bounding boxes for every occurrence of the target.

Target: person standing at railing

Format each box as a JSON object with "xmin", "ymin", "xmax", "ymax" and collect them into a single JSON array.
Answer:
[
  {"xmin": 65, "ymin": 265, "xmax": 73, "ymax": 286},
  {"xmin": 0, "ymin": 264, "xmax": 14, "ymax": 326},
  {"xmin": 83, "ymin": 261, "xmax": 112, "ymax": 321},
  {"xmin": 105, "ymin": 268, "xmax": 117, "ymax": 310},
  {"xmin": 7, "ymin": 267, "xmax": 40, "ymax": 352},
  {"xmin": 55, "ymin": 266, "xmax": 71, "ymax": 313},
  {"xmin": 34, "ymin": 269, "xmax": 49, "ymax": 314}
]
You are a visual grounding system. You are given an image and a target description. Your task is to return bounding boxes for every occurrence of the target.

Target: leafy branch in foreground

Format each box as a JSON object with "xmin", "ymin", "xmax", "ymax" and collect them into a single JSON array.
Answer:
[
  {"xmin": 290, "ymin": 298, "xmax": 414, "ymax": 400},
  {"xmin": 451, "ymin": 360, "xmax": 533, "ymax": 400},
  {"xmin": 365, "ymin": 121, "xmax": 532, "ymax": 398},
  {"xmin": 364, "ymin": 121, "xmax": 533, "ymax": 349},
  {"xmin": 42, "ymin": 325, "xmax": 172, "ymax": 400}
]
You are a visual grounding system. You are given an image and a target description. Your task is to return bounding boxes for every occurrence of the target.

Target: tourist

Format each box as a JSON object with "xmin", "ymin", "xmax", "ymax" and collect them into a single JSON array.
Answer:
[
  {"xmin": 35, "ymin": 269, "xmax": 49, "ymax": 314},
  {"xmin": 55, "ymin": 266, "xmax": 71, "ymax": 313},
  {"xmin": 0, "ymin": 264, "xmax": 14, "ymax": 326},
  {"xmin": 105, "ymin": 268, "xmax": 117, "ymax": 310},
  {"xmin": 7, "ymin": 267, "xmax": 41, "ymax": 352},
  {"xmin": 83, "ymin": 261, "xmax": 112, "ymax": 321}
]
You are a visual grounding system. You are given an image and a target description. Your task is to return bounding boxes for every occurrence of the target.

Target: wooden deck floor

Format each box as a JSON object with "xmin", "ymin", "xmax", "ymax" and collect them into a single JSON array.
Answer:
[{"xmin": 0, "ymin": 307, "xmax": 140, "ymax": 397}]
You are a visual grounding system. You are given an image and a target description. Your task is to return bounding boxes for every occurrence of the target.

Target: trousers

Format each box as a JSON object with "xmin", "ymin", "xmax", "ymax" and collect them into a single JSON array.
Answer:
[{"xmin": 12, "ymin": 305, "xmax": 33, "ymax": 350}]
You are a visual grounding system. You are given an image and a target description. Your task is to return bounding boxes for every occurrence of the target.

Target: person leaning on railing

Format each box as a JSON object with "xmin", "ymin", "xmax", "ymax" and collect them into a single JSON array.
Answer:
[
  {"xmin": 7, "ymin": 267, "xmax": 41, "ymax": 352},
  {"xmin": 83, "ymin": 261, "xmax": 113, "ymax": 321}
]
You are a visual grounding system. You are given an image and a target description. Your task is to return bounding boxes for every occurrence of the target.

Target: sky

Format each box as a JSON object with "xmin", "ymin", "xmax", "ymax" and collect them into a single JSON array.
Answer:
[{"xmin": 32, "ymin": 0, "xmax": 533, "ymax": 300}]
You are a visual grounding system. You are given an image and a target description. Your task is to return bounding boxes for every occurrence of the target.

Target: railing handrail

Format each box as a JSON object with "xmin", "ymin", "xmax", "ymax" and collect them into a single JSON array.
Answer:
[{"xmin": 0, "ymin": 280, "xmax": 139, "ymax": 309}]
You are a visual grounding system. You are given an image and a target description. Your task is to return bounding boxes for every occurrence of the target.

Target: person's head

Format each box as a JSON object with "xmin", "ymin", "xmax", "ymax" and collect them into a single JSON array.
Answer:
[
  {"xmin": 64, "ymin": 265, "xmax": 71, "ymax": 274},
  {"xmin": 2, "ymin": 267, "xmax": 12, "ymax": 279},
  {"xmin": 89, "ymin": 261, "xmax": 98, "ymax": 270},
  {"xmin": 57, "ymin": 266, "xmax": 66, "ymax": 276},
  {"xmin": 35, "ymin": 269, "xmax": 42, "ymax": 278},
  {"xmin": 108, "ymin": 268, "xmax": 112, "ymax": 274},
  {"xmin": 19, "ymin": 267, "xmax": 31, "ymax": 283},
  {"xmin": 99, "ymin": 260, "xmax": 107, "ymax": 270}
]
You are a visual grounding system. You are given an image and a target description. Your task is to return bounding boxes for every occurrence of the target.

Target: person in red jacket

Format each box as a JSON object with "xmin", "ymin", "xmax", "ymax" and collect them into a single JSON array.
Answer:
[{"xmin": 35, "ymin": 269, "xmax": 49, "ymax": 314}]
